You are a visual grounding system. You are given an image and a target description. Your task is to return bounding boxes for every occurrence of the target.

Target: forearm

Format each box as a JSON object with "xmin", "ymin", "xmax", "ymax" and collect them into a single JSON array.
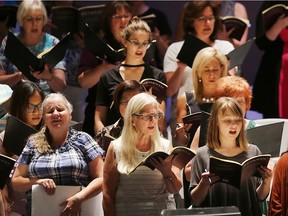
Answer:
[
  {"xmin": 256, "ymin": 178, "xmax": 272, "ymax": 201},
  {"xmin": 166, "ymin": 65, "xmax": 185, "ymax": 97},
  {"xmin": 11, "ymin": 176, "xmax": 39, "ymax": 192},
  {"xmin": 103, "ymin": 195, "xmax": 116, "ymax": 216},
  {"xmin": 46, "ymin": 69, "xmax": 66, "ymax": 92},
  {"xmin": 266, "ymin": 17, "xmax": 288, "ymax": 41},
  {"xmin": 0, "ymin": 72, "xmax": 22, "ymax": 87},
  {"xmin": 75, "ymin": 177, "xmax": 103, "ymax": 202},
  {"xmin": 191, "ymin": 179, "xmax": 210, "ymax": 206},
  {"xmin": 163, "ymin": 170, "xmax": 182, "ymax": 194},
  {"xmin": 78, "ymin": 65, "xmax": 105, "ymax": 89},
  {"xmin": 155, "ymin": 35, "xmax": 170, "ymax": 60}
]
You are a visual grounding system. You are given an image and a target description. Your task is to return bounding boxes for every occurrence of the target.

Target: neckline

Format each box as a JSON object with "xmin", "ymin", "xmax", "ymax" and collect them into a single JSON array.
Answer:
[{"xmin": 120, "ymin": 63, "xmax": 145, "ymax": 67}]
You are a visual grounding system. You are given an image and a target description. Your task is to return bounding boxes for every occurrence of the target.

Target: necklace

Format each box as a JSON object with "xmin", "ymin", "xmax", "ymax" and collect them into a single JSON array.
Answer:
[
  {"xmin": 202, "ymin": 97, "xmax": 214, "ymax": 103},
  {"xmin": 120, "ymin": 63, "xmax": 145, "ymax": 67}
]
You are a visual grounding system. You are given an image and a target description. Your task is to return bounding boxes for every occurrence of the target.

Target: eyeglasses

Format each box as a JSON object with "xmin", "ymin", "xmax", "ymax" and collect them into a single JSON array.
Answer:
[
  {"xmin": 197, "ymin": 16, "xmax": 215, "ymax": 23},
  {"xmin": 26, "ymin": 103, "xmax": 42, "ymax": 113},
  {"xmin": 112, "ymin": 14, "xmax": 131, "ymax": 20},
  {"xmin": 133, "ymin": 112, "xmax": 163, "ymax": 121},
  {"xmin": 127, "ymin": 39, "xmax": 151, "ymax": 49},
  {"xmin": 203, "ymin": 67, "xmax": 222, "ymax": 75},
  {"xmin": 24, "ymin": 16, "xmax": 44, "ymax": 23}
]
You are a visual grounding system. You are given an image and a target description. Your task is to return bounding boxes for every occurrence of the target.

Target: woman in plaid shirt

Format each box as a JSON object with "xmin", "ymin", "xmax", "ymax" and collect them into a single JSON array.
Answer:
[{"xmin": 11, "ymin": 93, "xmax": 104, "ymax": 216}]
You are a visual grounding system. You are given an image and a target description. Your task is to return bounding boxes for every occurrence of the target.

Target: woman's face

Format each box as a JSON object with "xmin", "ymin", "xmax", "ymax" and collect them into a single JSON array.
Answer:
[
  {"xmin": 124, "ymin": 30, "xmax": 150, "ymax": 61},
  {"xmin": 132, "ymin": 104, "xmax": 161, "ymax": 136},
  {"xmin": 25, "ymin": 91, "xmax": 43, "ymax": 128},
  {"xmin": 43, "ymin": 97, "xmax": 71, "ymax": 131},
  {"xmin": 192, "ymin": 6, "xmax": 215, "ymax": 40},
  {"xmin": 119, "ymin": 89, "xmax": 141, "ymax": 117},
  {"xmin": 200, "ymin": 57, "xmax": 223, "ymax": 92},
  {"xmin": 218, "ymin": 110, "xmax": 242, "ymax": 141},
  {"xmin": 111, "ymin": 6, "xmax": 131, "ymax": 43},
  {"xmin": 22, "ymin": 9, "xmax": 44, "ymax": 36}
]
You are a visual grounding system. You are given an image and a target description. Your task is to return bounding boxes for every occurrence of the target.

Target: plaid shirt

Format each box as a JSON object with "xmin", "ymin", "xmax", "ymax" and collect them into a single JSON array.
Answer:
[{"xmin": 17, "ymin": 128, "xmax": 104, "ymax": 186}]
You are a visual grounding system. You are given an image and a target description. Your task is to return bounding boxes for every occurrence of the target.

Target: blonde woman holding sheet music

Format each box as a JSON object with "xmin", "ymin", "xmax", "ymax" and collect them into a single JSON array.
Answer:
[
  {"xmin": 103, "ymin": 93, "xmax": 181, "ymax": 216},
  {"xmin": 163, "ymin": 1, "xmax": 234, "ymax": 147}
]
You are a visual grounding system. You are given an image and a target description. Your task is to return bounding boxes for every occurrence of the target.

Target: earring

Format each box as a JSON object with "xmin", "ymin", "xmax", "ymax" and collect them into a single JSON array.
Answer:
[{"xmin": 199, "ymin": 78, "xmax": 202, "ymax": 83}]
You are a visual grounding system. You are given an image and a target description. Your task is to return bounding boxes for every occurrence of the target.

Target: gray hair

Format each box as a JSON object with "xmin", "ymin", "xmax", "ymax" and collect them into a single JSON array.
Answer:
[{"xmin": 17, "ymin": 0, "xmax": 48, "ymax": 26}]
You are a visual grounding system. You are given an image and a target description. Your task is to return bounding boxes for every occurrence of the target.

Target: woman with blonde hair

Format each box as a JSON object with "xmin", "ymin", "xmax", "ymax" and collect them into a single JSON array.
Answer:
[
  {"xmin": 175, "ymin": 47, "xmax": 228, "ymax": 147},
  {"xmin": 103, "ymin": 92, "xmax": 181, "ymax": 216}
]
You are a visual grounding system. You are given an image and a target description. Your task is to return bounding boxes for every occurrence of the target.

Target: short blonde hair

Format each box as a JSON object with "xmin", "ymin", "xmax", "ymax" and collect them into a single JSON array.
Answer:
[
  {"xmin": 192, "ymin": 47, "xmax": 228, "ymax": 102},
  {"xmin": 17, "ymin": 0, "xmax": 48, "ymax": 26}
]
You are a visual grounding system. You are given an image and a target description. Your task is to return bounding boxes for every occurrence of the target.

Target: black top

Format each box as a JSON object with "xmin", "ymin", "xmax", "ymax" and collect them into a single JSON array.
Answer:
[
  {"xmin": 251, "ymin": 1, "xmax": 288, "ymax": 118},
  {"xmin": 96, "ymin": 63, "xmax": 166, "ymax": 126}
]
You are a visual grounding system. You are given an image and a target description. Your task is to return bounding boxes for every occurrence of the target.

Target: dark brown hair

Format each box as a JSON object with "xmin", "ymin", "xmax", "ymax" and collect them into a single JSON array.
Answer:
[
  {"xmin": 100, "ymin": 1, "xmax": 131, "ymax": 48},
  {"xmin": 9, "ymin": 81, "xmax": 44, "ymax": 128},
  {"xmin": 183, "ymin": 1, "xmax": 220, "ymax": 41},
  {"xmin": 113, "ymin": 80, "xmax": 144, "ymax": 110}
]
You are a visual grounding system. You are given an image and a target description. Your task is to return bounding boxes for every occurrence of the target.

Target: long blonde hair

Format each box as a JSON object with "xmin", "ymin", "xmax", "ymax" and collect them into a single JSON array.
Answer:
[{"xmin": 114, "ymin": 93, "xmax": 164, "ymax": 174}]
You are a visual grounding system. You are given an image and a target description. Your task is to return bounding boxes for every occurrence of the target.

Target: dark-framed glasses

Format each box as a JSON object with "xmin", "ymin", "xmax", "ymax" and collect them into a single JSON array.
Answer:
[
  {"xmin": 127, "ymin": 39, "xmax": 151, "ymax": 49},
  {"xmin": 133, "ymin": 112, "xmax": 163, "ymax": 121},
  {"xmin": 26, "ymin": 103, "xmax": 42, "ymax": 113}
]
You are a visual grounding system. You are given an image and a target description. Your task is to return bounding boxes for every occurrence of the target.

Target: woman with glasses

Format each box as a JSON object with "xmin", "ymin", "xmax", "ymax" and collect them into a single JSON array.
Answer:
[
  {"xmin": 103, "ymin": 92, "xmax": 181, "ymax": 216},
  {"xmin": 11, "ymin": 93, "xmax": 104, "ymax": 216},
  {"xmin": 0, "ymin": 81, "xmax": 44, "ymax": 216},
  {"xmin": 0, "ymin": 0, "xmax": 66, "ymax": 96},
  {"xmin": 94, "ymin": 17, "xmax": 167, "ymax": 137},
  {"xmin": 78, "ymin": 1, "xmax": 132, "ymax": 137},
  {"xmin": 163, "ymin": 1, "xmax": 234, "ymax": 147}
]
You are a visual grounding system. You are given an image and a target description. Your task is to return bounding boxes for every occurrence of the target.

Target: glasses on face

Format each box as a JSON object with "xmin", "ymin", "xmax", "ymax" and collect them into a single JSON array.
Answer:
[
  {"xmin": 112, "ymin": 14, "xmax": 131, "ymax": 21},
  {"xmin": 127, "ymin": 39, "xmax": 151, "ymax": 49},
  {"xmin": 203, "ymin": 67, "xmax": 221, "ymax": 75},
  {"xmin": 26, "ymin": 103, "xmax": 42, "ymax": 113},
  {"xmin": 197, "ymin": 16, "xmax": 215, "ymax": 23},
  {"xmin": 24, "ymin": 16, "xmax": 44, "ymax": 23},
  {"xmin": 133, "ymin": 112, "xmax": 163, "ymax": 121}
]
